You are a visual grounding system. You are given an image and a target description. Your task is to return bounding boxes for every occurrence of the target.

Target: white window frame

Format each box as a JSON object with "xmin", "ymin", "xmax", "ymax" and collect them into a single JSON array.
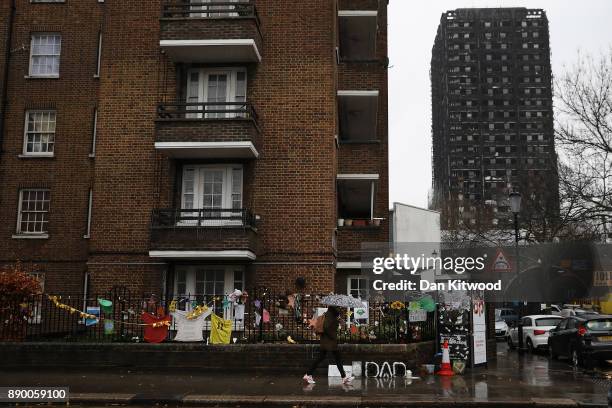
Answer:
[
  {"xmin": 186, "ymin": 67, "xmax": 247, "ymax": 119},
  {"xmin": 29, "ymin": 33, "xmax": 61, "ymax": 78},
  {"xmin": 347, "ymin": 275, "xmax": 368, "ymax": 300},
  {"xmin": 173, "ymin": 265, "xmax": 245, "ymax": 328},
  {"xmin": 16, "ymin": 189, "xmax": 50, "ymax": 236},
  {"xmin": 175, "ymin": 265, "xmax": 244, "ymax": 297},
  {"xmin": 180, "ymin": 164, "xmax": 243, "ymax": 226},
  {"xmin": 23, "ymin": 110, "xmax": 56, "ymax": 156}
]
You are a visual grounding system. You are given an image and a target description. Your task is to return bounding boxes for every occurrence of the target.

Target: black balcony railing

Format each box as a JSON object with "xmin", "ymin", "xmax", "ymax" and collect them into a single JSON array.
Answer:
[
  {"xmin": 151, "ymin": 208, "xmax": 256, "ymax": 229},
  {"xmin": 157, "ymin": 102, "xmax": 259, "ymax": 123},
  {"xmin": 161, "ymin": 1, "xmax": 260, "ymax": 23}
]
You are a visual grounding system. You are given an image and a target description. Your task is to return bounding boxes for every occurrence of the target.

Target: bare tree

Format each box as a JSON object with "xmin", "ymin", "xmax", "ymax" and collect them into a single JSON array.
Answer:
[{"xmin": 555, "ymin": 50, "xmax": 612, "ymax": 240}]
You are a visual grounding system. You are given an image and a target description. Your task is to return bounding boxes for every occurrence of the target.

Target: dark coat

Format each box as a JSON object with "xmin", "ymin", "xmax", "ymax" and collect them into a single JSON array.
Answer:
[{"xmin": 320, "ymin": 312, "xmax": 339, "ymax": 351}]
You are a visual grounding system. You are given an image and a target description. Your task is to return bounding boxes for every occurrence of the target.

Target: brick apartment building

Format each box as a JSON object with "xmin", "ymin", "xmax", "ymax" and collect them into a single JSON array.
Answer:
[
  {"xmin": 430, "ymin": 8, "xmax": 559, "ymax": 232},
  {"xmin": 0, "ymin": 0, "xmax": 389, "ymax": 300}
]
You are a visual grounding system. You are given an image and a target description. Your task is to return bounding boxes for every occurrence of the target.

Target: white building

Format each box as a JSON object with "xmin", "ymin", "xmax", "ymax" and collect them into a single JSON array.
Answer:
[{"xmin": 390, "ymin": 203, "xmax": 441, "ymax": 283}]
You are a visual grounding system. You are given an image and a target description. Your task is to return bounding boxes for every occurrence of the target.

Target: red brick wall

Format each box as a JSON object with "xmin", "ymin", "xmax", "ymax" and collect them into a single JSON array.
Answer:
[
  {"xmin": 0, "ymin": 1, "xmax": 11, "ymax": 128},
  {"xmin": 86, "ymin": 254, "xmax": 165, "ymax": 296},
  {"xmin": 0, "ymin": 1, "xmax": 389, "ymax": 297},
  {"xmin": 0, "ymin": 0, "xmax": 103, "ymax": 291},
  {"xmin": 160, "ymin": 17, "xmax": 262, "ymax": 55},
  {"xmin": 253, "ymin": 264, "xmax": 335, "ymax": 294},
  {"xmin": 336, "ymin": 0, "xmax": 389, "ymax": 264},
  {"xmin": 151, "ymin": 227, "xmax": 259, "ymax": 253},
  {"xmin": 155, "ymin": 119, "xmax": 260, "ymax": 147}
]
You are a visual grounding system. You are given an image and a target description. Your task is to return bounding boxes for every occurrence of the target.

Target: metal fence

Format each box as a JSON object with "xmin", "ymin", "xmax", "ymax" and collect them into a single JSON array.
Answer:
[
  {"xmin": 157, "ymin": 101, "xmax": 259, "ymax": 123},
  {"xmin": 151, "ymin": 208, "xmax": 256, "ymax": 229},
  {"xmin": 0, "ymin": 289, "xmax": 436, "ymax": 344},
  {"xmin": 161, "ymin": 1, "xmax": 260, "ymax": 23}
]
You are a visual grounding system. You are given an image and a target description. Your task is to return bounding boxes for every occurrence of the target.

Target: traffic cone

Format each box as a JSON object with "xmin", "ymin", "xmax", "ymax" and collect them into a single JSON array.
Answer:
[{"xmin": 437, "ymin": 340, "xmax": 454, "ymax": 376}]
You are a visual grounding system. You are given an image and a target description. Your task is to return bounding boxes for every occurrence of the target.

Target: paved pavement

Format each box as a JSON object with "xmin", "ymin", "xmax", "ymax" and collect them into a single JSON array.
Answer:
[{"xmin": 0, "ymin": 343, "xmax": 610, "ymax": 407}]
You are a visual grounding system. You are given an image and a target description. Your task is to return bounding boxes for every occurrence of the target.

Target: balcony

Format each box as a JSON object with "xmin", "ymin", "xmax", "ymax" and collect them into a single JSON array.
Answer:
[
  {"xmin": 155, "ymin": 101, "xmax": 260, "ymax": 159},
  {"xmin": 160, "ymin": 2, "xmax": 262, "ymax": 63},
  {"xmin": 337, "ymin": 219, "xmax": 387, "ymax": 262},
  {"xmin": 338, "ymin": 90, "xmax": 379, "ymax": 143},
  {"xmin": 338, "ymin": 10, "xmax": 378, "ymax": 62},
  {"xmin": 149, "ymin": 208, "xmax": 258, "ymax": 260}
]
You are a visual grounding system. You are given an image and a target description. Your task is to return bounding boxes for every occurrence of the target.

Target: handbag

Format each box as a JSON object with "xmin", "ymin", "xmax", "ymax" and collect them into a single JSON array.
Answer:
[{"xmin": 313, "ymin": 314, "xmax": 325, "ymax": 335}]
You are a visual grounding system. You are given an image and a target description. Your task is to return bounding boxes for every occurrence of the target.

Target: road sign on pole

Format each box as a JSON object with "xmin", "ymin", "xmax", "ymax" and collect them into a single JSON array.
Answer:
[{"xmin": 491, "ymin": 249, "xmax": 512, "ymax": 273}]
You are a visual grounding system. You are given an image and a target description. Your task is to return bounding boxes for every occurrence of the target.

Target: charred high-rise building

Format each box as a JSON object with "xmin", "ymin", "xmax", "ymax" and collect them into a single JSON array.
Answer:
[{"xmin": 431, "ymin": 8, "xmax": 559, "ymax": 232}]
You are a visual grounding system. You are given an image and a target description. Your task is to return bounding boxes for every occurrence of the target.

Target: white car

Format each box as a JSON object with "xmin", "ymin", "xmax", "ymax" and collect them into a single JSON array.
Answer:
[
  {"xmin": 508, "ymin": 315, "xmax": 563, "ymax": 352},
  {"xmin": 495, "ymin": 317, "xmax": 509, "ymax": 340}
]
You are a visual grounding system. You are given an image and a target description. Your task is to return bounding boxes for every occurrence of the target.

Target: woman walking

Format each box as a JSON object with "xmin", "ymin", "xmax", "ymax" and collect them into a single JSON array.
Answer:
[{"xmin": 303, "ymin": 306, "xmax": 354, "ymax": 384}]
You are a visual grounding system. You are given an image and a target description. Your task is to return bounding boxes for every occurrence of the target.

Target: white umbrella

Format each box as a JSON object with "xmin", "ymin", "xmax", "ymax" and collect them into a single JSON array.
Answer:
[{"xmin": 320, "ymin": 294, "xmax": 364, "ymax": 308}]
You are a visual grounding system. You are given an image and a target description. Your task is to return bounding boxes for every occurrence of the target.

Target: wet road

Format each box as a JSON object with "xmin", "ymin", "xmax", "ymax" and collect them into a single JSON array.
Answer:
[{"xmin": 1, "ymin": 343, "xmax": 610, "ymax": 407}]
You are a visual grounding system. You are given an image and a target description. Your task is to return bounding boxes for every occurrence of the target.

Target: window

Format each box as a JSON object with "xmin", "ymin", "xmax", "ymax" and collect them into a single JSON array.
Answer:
[
  {"xmin": 181, "ymin": 164, "xmax": 243, "ymax": 225},
  {"xmin": 29, "ymin": 34, "xmax": 61, "ymax": 77},
  {"xmin": 23, "ymin": 110, "xmax": 55, "ymax": 155},
  {"xmin": 16, "ymin": 189, "xmax": 50, "ymax": 235},
  {"xmin": 174, "ymin": 265, "xmax": 245, "ymax": 314},
  {"xmin": 347, "ymin": 276, "xmax": 368, "ymax": 299},
  {"xmin": 186, "ymin": 67, "xmax": 247, "ymax": 118}
]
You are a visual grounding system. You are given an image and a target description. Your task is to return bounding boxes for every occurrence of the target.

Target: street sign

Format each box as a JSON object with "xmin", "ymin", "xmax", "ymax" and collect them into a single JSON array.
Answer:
[{"xmin": 491, "ymin": 249, "xmax": 512, "ymax": 273}]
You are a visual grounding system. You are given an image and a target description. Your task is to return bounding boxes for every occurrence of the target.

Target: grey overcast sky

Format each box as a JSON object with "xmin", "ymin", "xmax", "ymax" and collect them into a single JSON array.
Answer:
[{"xmin": 388, "ymin": 0, "xmax": 612, "ymax": 209}]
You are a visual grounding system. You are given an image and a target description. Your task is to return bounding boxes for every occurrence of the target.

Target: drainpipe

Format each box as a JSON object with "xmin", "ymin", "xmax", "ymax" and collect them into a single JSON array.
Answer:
[{"xmin": 0, "ymin": 0, "xmax": 16, "ymax": 161}]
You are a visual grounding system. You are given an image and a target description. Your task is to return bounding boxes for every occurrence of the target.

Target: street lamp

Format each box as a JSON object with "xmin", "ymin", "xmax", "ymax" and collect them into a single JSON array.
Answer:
[{"xmin": 509, "ymin": 190, "xmax": 523, "ymax": 354}]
